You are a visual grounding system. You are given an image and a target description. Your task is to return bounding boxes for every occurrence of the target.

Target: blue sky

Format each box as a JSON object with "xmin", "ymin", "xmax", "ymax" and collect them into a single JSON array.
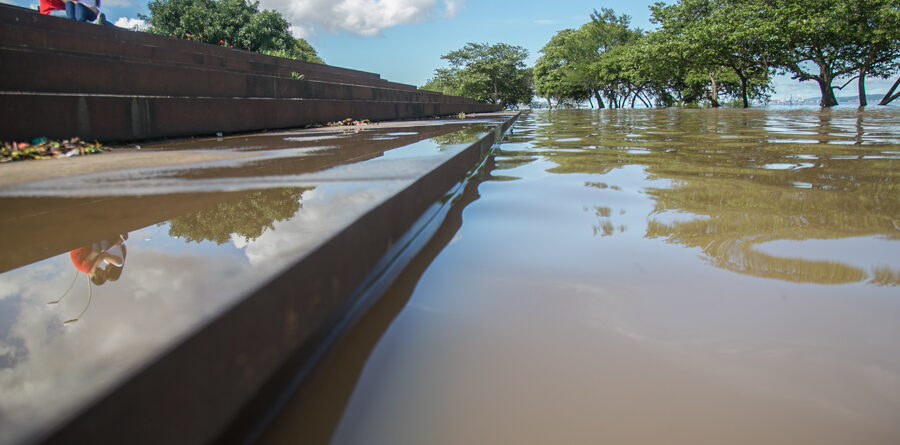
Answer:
[{"xmin": 4, "ymin": 0, "xmax": 896, "ymax": 101}]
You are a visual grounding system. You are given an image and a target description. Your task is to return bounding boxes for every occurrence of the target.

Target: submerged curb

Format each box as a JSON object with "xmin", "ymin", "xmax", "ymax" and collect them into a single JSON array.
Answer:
[{"xmin": 35, "ymin": 112, "xmax": 519, "ymax": 445}]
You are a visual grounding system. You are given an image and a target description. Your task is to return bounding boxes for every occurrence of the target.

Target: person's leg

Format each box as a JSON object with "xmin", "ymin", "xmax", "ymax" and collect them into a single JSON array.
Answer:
[
  {"xmin": 64, "ymin": 0, "xmax": 75, "ymax": 19},
  {"xmin": 74, "ymin": 3, "xmax": 96, "ymax": 22}
]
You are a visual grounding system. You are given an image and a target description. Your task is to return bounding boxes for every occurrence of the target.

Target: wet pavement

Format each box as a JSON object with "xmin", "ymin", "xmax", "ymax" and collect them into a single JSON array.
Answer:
[
  {"xmin": 0, "ymin": 113, "xmax": 516, "ymax": 444},
  {"xmin": 260, "ymin": 107, "xmax": 900, "ymax": 445}
]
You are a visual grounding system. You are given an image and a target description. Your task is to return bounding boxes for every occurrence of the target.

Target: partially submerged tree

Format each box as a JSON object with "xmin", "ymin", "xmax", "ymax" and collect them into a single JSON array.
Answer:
[
  {"xmin": 531, "ymin": 0, "xmax": 897, "ymax": 108},
  {"xmin": 846, "ymin": 0, "xmax": 900, "ymax": 105},
  {"xmin": 649, "ymin": 0, "xmax": 772, "ymax": 108},
  {"xmin": 142, "ymin": 0, "xmax": 322, "ymax": 63},
  {"xmin": 430, "ymin": 42, "xmax": 533, "ymax": 108},
  {"xmin": 574, "ymin": 9, "xmax": 641, "ymax": 107},
  {"xmin": 761, "ymin": 0, "xmax": 870, "ymax": 107},
  {"xmin": 531, "ymin": 8, "xmax": 643, "ymax": 108},
  {"xmin": 534, "ymin": 29, "xmax": 592, "ymax": 108},
  {"xmin": 880, "ymin": 77, "xmax": 900, "ymax": 105}
]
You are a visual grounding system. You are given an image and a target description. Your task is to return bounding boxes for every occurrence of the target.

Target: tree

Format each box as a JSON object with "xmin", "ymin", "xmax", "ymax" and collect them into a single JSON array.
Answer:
[
  {"xmin": 533, "ymin": 29, "xmax": 592, "ymax": 108},
  {"xmin": 648, "ymin": 0, "xmax": 773, "ymax": 108},
  {"xmin": 574, "ymin": 9, "xmax": 640, "ymax": 107},
  {"xmin": 141, "ymin": 0, "xmax": 322, "ymax": 63},
  {"xmin": 846, "ymin": 0, "xmax": 900, "ymax": 106},
  {"xmin": 760, "ymin": 0, "xmax": 871, "ymax": 107},
  {"xmin": 433, "ymin": 43, "xmax": 532, "ymax": 107},
  {"xmin": 880, "ymin": 77, "xmax": 900, "ymax": 105},
  {"xmin": 421, "ymin": 69, "xmax": 464, "ymax": 96},
  {"xmin": 262, "ymin": 38, "xmax": 324, "ymax": 64}
]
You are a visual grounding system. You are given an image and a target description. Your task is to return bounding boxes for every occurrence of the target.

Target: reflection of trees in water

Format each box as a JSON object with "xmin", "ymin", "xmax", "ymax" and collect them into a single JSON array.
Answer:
[
  {"xmin": 642, "ymin": 163, "xmax": 898, "ymax": 285},
  {"xmin": 870, "ymin": 267, "xmax": 900, "ymax": 287},
  {"xmin": 528, "ymin": 109, "xmax": 900, "ymax": 285},
  {"xmin": 429, "ymin": 125, "xmax": 490, "ymax": 147},
  {"xmin": 588, "ymin": 205, "xmax": 627, "ymax": 237},
  {"xmin": 168, "ymin": 188, "xmax": 311, "ymax": 244}
]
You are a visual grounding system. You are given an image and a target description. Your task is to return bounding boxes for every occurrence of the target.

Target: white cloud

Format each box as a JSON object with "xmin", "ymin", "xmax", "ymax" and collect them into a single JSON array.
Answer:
[
  {"xmin": 100, "ymin": 0, "xmax": 135, "ymax": 7},
  {"xmin": 239, "ymin": 184, "xmax": 398, "ymax": 266},
  {"xmin": 114, "ymin": 17, "xmax": 147, "ymax": 31},
  {"xmin": 442, "ymin": 0, "xmax": 464, "ymax": 17},
  {"xmin": 261, "ymin": 0, "xmax": 465, "ymax": 37}
]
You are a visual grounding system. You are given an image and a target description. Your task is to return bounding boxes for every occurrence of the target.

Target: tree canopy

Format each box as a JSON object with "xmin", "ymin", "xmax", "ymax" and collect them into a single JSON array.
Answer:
[
  {"xmin": 530, "ymin": 0, "xmax": 900, "ymax": 108},
  {"xmin": 141, "ymin": 0, "xmax": 323, "ymax": 63},
  {"xmin": 423, "ymin": 42, "xmax": 533, "ymax": 108},
  {"xmin": 534, "ymin": 29, "xmax": 592, "ymax": 109}
]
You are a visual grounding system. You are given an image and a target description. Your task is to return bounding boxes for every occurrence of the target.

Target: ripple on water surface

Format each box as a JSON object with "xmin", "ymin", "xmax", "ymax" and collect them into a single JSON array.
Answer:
[
  {"xmin": 263, "ymin": 108, "xmax": 900, "ymax": 445},
  {"xmin": 0, "ymin": 117, "xmax": 511, "ymax": 444}
]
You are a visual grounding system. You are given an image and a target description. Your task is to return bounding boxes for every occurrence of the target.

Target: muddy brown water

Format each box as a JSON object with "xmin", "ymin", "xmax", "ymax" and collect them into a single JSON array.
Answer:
[
  {"xmin": 259, "ymin": 107, "xmax": 900, "ymax": 445},
  {"xmin": 0, "ymin": 116, "xmax": 511, "ymax": 444}
]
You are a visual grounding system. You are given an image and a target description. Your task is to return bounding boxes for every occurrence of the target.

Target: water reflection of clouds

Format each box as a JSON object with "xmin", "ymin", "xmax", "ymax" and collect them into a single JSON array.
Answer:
[
  {"xmin": 0, "ymin": 242, "xmax": 259, "ymax": 443},
  {"xmin": 0, "ymin": 180, "xmax": 404, "ymax": 443},
  {"xmin": 237, "ymin": 183, "xmax": 399, "ymax": 266}
]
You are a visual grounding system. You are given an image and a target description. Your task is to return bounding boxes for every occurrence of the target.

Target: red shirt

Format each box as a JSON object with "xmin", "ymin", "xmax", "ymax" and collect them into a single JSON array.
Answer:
[
  {"xmin": 70, "ymin": 246, "xmax": 95, "ymax": 274},
  {"xmin": 39, "ymin": 0, "xmax": 65, "ymax": 14}
]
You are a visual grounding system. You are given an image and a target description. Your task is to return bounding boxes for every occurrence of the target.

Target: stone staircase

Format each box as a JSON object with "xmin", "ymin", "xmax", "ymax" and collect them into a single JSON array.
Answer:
[{"xmin": 0, "ymin": 4, "xmax": 496, "ymax": 141}]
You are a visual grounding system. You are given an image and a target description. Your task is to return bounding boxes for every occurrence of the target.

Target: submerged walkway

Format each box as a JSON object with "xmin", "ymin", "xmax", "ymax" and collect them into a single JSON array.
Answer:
[{"xmin": 0, "ymin": 112, "xmax": 518, "ymax": 444}]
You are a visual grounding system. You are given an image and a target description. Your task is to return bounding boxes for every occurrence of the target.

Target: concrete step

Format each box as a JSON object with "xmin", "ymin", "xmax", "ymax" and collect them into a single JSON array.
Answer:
[
  {"xmin": 0, "ymin": 4, "xmax": 419, "ymax": 91},
  {"xmin": 0, "ymin": 4, "xmax": 496, "ymax": 142},
  {"xmin": 0, "ymin": 46, "xmax": 470, "ymax": 103},
  {"xmin": 0, "ymin": 92, "xmax": 498, "ymax": 141},
  {"xmin": 0, "ymin": 112, "xmax": 519, "ymax": 445}
]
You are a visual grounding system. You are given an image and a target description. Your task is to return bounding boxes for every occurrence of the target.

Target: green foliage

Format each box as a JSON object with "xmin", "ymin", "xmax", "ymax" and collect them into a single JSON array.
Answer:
[
  {"xmin": 141, "ymin": 0, "xmax": 322, "ymax": 63},
  {"xmin": 533, "ymin": 29, "xmax": 592, "ymax": 108},
  {"xmin": 426, "ymin": 42, "xmax": 533, "ymax": 108},
  {"xmin": 260, "ymin": 38, "xmax": 324, "ymax": 64},
  {"xmin": 648, "ymin": 0, "xmax": 774, "ymax": 107},
  {"xmin": 532, "ymin": 8, "xmax": 656, "ymax": 109},
  {"xmin": 422, "ymin": 68, "xmax": 465, "ymax": 96},
  {"xmin": 743, "ymin": 0, "xmax": 898, "ymax": 106},
  {"xmin": 533, "ymin": 0, "xmax": 898, "ymax": 108}
]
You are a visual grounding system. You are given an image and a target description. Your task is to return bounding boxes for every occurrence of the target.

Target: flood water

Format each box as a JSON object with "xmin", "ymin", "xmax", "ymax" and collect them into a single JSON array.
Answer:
[
  {"xmin": 261, "ymin": 107, "xmax": 900, "ymax": 444},
  {"xmin": 0, "ymin": 117, "xmax": 512, "ymax": 445}
]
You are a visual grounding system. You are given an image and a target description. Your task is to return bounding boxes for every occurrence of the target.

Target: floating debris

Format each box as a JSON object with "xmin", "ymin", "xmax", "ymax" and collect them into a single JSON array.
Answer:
[
  {"xmin": 327, "ymin": 118, "xmax": 372, "ymax": 127},
  {"xmin": 1, "ymin": 137, "xmax": 108, "ymax": 163}
]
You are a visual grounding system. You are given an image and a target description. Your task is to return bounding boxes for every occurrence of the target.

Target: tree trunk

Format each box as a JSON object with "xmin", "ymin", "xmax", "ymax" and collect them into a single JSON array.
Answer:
[
  {"xmin": 816, "ymin": 72, "xmax": 838, "ymax": 107},
  {"xmin": 736, "ymin": 70, "xmax": 749, "ymax": 108},
  {"xmin": 593, "ymin": 90, "xmax": 606, "ymax": 109},
  {"xmin": 817, "ymin": 80, "xmax": 839, "ymax": 107},
  {"xmin": 708, "ymin": 71, "xmax": 720, "ymax": 108},
  {"xmin": 858, "ymin": 75, "xmax": 867, "ymax": 106},
  {"xmin": 878, "ymin": 76, "xmax": 900, "ymax": 105},
  {"xmin": 637, "ymin": 92, "xmax": 651, "ymax": 108},
  {"xmin": 858, "ymin": 63, "xmax": 869, "ymax": 107},
  {"xmin": 546, "ymin": 97, "xmax": 553, "ymax": 110}
]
